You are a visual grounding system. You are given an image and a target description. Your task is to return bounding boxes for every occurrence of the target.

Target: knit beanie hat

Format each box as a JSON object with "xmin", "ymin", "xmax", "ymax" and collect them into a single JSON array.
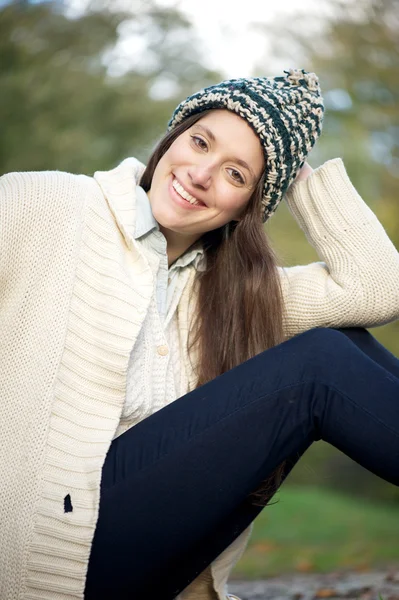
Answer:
[{"xmin": 168, "ymin": 69, "xmax": 324, "ymax": 223}]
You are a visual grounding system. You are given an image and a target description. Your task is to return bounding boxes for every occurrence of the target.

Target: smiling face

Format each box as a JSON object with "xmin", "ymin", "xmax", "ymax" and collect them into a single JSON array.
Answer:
[{"xmin": 147, "ymin": 109, "xmax": 265, "ymax": 250}]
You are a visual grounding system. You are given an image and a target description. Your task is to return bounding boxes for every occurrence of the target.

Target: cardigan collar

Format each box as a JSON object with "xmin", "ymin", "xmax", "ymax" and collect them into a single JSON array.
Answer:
[{"xmin": 93, "ymin": 157, "xmax": 147, "ymax": 252}]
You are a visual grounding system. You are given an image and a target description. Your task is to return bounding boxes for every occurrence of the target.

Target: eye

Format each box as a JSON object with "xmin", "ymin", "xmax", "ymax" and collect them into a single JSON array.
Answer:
[
  {"xmin": 227, "ymin": 168, "xmax": 245, "ymax": 184},
  {"xmin": 190, "ymin": 135, "xmax": 208, "ymax": 151}
]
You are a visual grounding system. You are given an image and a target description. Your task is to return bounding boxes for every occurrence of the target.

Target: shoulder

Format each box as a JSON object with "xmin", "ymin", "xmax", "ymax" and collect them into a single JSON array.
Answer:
[
  {"xmin": 0, "ymin": 169, "xmax": 102, "ymax": 225},
  {"xmin": 0, "ymin": 168, "xmax": 97, "ymax": 203},
  {"xmin": 0, "ymin": 170, "xmax": 105, "ymax": 261}
]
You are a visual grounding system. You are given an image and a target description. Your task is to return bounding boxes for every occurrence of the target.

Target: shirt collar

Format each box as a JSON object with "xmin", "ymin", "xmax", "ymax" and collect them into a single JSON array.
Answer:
[
  {"xmin": 172, "ymin": 240, "xmax": 205, "ymax": 272},
  {"xmin": 134, "ymin": 185, "xmax": 206, "ymax": 272},
  {"xmin": 134, "ymin": 185, "xmax": 158, "ymax": 239}
]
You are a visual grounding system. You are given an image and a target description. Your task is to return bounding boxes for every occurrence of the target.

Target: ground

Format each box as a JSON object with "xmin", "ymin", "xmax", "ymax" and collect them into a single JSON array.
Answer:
[{"xmin": 229, "ymin": 569, "xmax": 399, "ymax": 600}]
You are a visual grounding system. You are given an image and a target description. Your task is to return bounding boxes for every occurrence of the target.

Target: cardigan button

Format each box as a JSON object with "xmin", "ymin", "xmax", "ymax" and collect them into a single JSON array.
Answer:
[{"xmin": 157, "ymin": 344, "xmax": 169, "ymax": 356}]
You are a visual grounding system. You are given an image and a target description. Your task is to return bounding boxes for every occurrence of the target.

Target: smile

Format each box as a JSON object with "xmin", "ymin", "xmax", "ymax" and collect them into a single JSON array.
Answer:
[{"xmin": 172, "ymin": 177, "xmax": 205, "ymax": 206}]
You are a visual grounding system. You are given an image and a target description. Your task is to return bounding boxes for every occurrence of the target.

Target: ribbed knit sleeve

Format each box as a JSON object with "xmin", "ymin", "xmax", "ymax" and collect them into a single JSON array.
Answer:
[{"xmin": 280, "ymin": 158, "xmax": 399, "ymax": 338}]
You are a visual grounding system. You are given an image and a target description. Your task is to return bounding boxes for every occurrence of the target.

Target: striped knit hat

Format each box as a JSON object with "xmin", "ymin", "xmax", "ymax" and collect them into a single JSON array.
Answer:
[{"xmin": 168, "ymin": 69, "xmax": 324, "ymax": 222}]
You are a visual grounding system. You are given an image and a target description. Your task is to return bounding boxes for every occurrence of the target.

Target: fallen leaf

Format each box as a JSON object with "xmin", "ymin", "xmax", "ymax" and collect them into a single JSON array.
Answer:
[
  {"xmin": 314, "ymin": 588, "xmax": 338, "ymax": 598},
  {"xmin": 354, "ymin": 563, "xmax": 371, "ymax": 573},
  {"xmin": 295, "ymin": 559, "xmax": 315, "ymax": 573},
  {"xmin": 252, "ymin": 541, "xmax": 278, "ymax": 553}
]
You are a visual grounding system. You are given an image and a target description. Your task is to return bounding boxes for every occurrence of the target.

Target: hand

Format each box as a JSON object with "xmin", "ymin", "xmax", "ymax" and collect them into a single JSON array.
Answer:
[{"xmin": 294, "ymin": 161, "xmax": 314, "ymax": 183}]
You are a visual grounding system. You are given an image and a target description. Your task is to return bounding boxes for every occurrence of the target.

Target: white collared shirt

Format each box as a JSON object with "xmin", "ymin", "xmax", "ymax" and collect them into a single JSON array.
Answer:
[
  {"xmin": 134, "ymin": 185, "xmax": 204, "ymax": 322},
  {"xmin": 121, "ymin": 186, "xmax": 204, "ymax": 423}
]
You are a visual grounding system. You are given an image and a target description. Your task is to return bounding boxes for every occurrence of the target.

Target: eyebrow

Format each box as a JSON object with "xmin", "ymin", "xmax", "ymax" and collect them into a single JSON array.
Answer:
[{"xmin": 193, "ymin": 124, "xmax": 257, "ymax": 182}]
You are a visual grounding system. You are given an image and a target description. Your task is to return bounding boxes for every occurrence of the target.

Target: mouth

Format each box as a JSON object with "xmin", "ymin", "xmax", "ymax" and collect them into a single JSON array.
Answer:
[{"xmin": 171, "ymin": 176, "xmax": 207, "ymax": 208}]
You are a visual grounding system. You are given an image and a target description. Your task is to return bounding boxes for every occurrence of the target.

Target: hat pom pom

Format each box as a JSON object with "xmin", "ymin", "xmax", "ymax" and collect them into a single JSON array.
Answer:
[{"xmin": 285, "ymin": 68, "xmax": 320, "ymax": 93}]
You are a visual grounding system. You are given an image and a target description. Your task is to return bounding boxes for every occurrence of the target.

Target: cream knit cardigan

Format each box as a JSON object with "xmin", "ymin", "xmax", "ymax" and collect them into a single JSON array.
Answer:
[{"xmin": 0, "ymin": 157, "xmax": 398, "ymax": 600}]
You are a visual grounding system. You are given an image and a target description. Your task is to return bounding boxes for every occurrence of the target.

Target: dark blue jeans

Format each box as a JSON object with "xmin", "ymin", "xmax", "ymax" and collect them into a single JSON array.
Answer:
[{"xmin": 84, "ymin": 327, "xmax": 399, "ymax": 599}]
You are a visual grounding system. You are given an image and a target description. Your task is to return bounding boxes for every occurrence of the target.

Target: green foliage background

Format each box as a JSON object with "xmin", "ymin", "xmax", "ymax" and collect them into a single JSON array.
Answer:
[
  {"xmin": 0, "ymin": 0, "xmax": 220, "ymax": 173},
  {"xmin": 1, "ymin": 0, "xmax": 398, "ymax": 573}
]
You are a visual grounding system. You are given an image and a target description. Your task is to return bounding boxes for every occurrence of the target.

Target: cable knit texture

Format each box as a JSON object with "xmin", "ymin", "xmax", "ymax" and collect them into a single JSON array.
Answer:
[{"xmin": 0, "ymin": 157, "xmax": 398, "ymax": 600}]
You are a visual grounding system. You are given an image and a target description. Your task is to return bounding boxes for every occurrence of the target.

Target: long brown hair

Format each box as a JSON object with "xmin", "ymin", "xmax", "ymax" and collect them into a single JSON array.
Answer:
[{"xmin": 140, "ymin": 110, "xmax": 288, "ymax": 505}]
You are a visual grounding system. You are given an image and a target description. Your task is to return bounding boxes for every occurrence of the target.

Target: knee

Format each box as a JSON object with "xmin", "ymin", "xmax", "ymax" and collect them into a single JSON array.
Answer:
[
  {"xmin": 332, "ymin": 327, "xmax": 370, "ymax": 344},
  {"xmin": 305, "ymin": 326, "xmax": 371, "ymax": 349},
  {"xmin": 297, "ymin": 327, "xmax": 355, "ymax": 363},
  {"xmin": 300, "ymin": 326, "xmax": 350, "ymax": 344}
]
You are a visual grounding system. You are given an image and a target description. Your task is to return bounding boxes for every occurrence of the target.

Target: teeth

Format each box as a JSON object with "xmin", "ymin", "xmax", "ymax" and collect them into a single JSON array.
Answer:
[{"xmin": 172, "ymin": 178, "xmax": 202, "ymax": 206}]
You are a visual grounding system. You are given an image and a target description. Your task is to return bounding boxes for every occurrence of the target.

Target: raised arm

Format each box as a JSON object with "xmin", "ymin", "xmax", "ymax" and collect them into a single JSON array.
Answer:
[{"xmin": 279, "ymin": 158, "xmax": 399, "ymax": 339}]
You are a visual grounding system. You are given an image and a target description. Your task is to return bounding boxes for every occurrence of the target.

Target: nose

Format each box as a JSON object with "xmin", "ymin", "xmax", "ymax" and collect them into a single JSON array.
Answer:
[{"xmin": 187, "ymin": 162, "xmax": 213, "ymax": 190}]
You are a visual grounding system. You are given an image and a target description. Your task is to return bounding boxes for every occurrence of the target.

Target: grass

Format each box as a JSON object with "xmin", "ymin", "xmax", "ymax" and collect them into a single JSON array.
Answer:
[{"xmin": 232, "ymin": 485, "xmax": 399, "ymax": 579}]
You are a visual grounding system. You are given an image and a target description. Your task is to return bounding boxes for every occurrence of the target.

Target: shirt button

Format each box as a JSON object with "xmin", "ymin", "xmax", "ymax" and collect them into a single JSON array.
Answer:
[{"xmin": 157, "ymin": 345, "xmax": 169, "ymax": 356}]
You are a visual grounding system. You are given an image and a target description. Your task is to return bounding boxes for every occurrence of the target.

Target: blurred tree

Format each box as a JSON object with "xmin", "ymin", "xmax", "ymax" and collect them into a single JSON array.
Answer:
[{"xmin": 0, "ymin": 0, "xmax": 220, "ymax": 174}]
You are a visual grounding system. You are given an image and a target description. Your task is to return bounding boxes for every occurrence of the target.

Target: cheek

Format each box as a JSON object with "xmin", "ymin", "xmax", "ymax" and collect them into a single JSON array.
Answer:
[
  {"xmin": 154, "ymin": 146, "xmax": 176, "ymax": 176},
  {"xmin": 218, "ymin": 188, "xmax": 251, "ymax": 218},
  {"xmin": 165, "ymin": 139, "xmax": 188, "ymax": 166},
  {"xmin": 150, "ymin": 161, "xmax": 164, "ymax": 190}
]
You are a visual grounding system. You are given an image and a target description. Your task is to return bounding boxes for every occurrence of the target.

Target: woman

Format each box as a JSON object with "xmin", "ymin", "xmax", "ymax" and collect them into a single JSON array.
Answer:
[{"xmin": 0, "ymin": 69, "xmax": 398, "ymax": 600}]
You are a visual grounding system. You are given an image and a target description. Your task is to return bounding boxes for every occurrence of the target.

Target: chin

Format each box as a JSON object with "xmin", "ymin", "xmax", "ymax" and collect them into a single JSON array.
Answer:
[{"xmin": 155, "ymin": 211, "xmax": 179, "ymax": 230}]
